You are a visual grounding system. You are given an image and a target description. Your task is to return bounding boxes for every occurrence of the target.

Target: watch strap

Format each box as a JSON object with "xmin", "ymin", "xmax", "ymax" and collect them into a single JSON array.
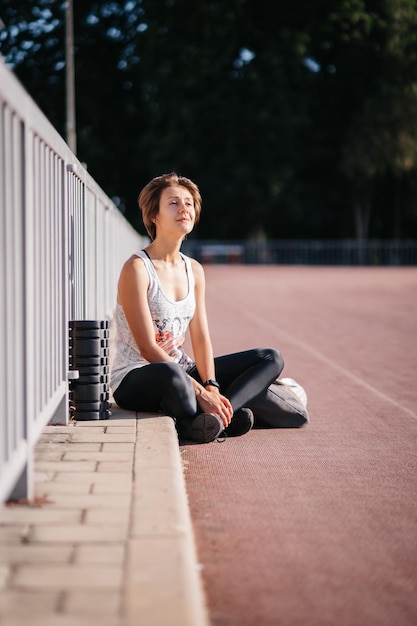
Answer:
[{"xmin": 203, "ymin": 379, "xmax": 220, "ymax": 390}]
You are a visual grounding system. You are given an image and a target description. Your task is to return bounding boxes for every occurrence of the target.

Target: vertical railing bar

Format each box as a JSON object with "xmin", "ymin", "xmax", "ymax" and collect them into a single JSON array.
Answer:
[
  {"xmin": 12, "ymin": 114, "xmax": 25, "ymax": 446},
  {"xmin": 46, "ymin": 146, "xmax": 53, "ymax": 402},
  {"xmin": 45, "ymin": 144, "xmax": 52, "ymax": 400},
  {"xmin": 77, "ymin": 177, "xmax": 81, "ymax": 317},
  {"xmin": 40, "ymin": 144, "xmax": 47, "ymax": 402},
  {"xmin": 33, "ymin": 135, "xmax": 41, "ymax": 420},
  {"xmin": 4, "ymin": 107, "xmax": 14, "ymax": 460},
  {"xmin": 82, "ymin": 180, "xmax": 87, "ymax": 319},
  {"xmin": 56, "ymin": 155, "xmax": 63, "ymax": 387},
  {"xmin": 51, "ymin": 154, "xmax": 57, "ymax": 392},
  {"xmin": 0, "ymin": 99, "xmax": 6, "ymax": 469},
  {"xmin": 61, "ymin": 158, "xmax": 69, "ymax": 399},
  {"xmin": 25, "ymin": 125, "xmax": 35, "ymax": 454}
]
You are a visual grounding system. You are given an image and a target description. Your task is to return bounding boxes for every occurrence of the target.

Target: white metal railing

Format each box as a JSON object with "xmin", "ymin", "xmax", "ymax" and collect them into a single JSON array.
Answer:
[{"xmin": 0, "ymin": 59, "xmax": 146, "ymax": 503}]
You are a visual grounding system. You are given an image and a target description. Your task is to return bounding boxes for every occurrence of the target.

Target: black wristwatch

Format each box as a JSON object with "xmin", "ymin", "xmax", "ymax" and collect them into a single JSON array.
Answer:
[{"xmin": 203, "ymin": 379, "xmax": 220, "ymax": 390}]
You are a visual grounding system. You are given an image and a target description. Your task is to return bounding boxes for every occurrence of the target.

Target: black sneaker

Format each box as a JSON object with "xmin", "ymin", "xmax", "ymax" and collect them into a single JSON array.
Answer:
[
  {"xmin": 181, "ymin": 413, "xmax": 224, "ymax": 443},
  {"xmin": 224, "ymin": 407, "xmax": 254, "ymax": 437}
]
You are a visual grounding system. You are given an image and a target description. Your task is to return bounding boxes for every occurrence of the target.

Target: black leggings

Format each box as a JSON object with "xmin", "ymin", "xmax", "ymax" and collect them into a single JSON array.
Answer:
[{"xmin": 113, "ymin": 348, "xmax": 284, "ymax": 421}]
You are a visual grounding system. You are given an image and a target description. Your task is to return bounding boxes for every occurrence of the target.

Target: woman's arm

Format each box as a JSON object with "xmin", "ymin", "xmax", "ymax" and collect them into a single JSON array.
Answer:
[
  {"xmin": 189, "ymin": 260, "xmax": 216, "ymax": 383},
  {"xmin": 118, "ymin": 255, "xmax": 174, "ymax": 364},
  {"xmin": 189, "ymin": 260, "xmax": 233, "ymax": 426}
]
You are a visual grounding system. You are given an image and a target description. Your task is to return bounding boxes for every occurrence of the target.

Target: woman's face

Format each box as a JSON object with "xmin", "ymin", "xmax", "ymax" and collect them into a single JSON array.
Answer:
[{"xmin": 155, "ymin": 185, "xmax": 196, "ymax": 237}]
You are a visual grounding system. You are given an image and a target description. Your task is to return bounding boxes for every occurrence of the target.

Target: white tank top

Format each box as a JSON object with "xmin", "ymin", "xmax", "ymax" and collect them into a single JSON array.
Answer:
[{"xmin": 111, "ymin": 251, "xmax": 195, "ymax": 392}]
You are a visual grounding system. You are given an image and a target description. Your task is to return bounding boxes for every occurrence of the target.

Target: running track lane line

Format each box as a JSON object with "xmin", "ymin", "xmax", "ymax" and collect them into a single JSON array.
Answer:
[{"xmin": 240, "ymin": 307, "xmax": 417, "ymax": 422}]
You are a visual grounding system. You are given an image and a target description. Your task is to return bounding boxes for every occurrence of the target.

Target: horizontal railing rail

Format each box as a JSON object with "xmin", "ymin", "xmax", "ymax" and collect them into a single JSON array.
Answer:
[
  {"xmin": 183, "ymin": 239, "xmax": 417, "ymax": 265},
  {"xmin": 0, "ymin": 59, "xmax": 146, "ymax": 503}
]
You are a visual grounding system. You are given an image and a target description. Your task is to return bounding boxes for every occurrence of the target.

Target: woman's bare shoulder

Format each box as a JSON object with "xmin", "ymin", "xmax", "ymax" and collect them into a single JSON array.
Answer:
[
  {"xmin": 120, "ymin": 254, "xmax": 146, "ymax": 276},
  {"xmin": 118, "ymin": 255, "xmax": 148, "ymax": 299},
  {"xmin": 189, "ymin": 257, "xmax": 205, "ymax": 280}
]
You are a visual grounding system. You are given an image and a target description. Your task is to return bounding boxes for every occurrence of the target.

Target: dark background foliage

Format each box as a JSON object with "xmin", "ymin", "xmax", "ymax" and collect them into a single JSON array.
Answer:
[{"xmin": 1, "ymin": 0, "xmax": 417, "ymax": 240}]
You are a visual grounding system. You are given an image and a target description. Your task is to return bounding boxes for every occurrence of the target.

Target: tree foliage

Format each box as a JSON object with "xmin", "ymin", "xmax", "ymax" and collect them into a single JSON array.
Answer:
[{"xmin": 1, "ymin": 0, "xmax": 417, "ymax": 239}]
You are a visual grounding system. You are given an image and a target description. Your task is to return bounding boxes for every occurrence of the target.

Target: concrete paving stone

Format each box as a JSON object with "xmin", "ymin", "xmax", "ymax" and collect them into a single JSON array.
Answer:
[
  {"xmin": 63, "ymin": 589, "xmax": 121, "ymax": 615},
  {"xmin": 37, "ymin": 443, "xmax": 102, "ymax": 452},
  {"xmin": 35, "ymin": 482, "xmax": 92, "ymax": 495},
  {"xmin": 62, "ymin": 451, "xmax": 129, "ymax": 462},
  {"xmin": 137, "ymin": 418, "xmax": 174, "ymax": 434},
  {"xmin": 73, "ymin": 544, "xmax": 125, "ymax": 565},
  {"xmin": 107, "ymin": 414, "xmax": 136, "ymax": 423},
  {"xmin": 44, "ymin": 493, "xmax": 130, "ymax": 509},
  {"xmin": 72, "ymin": 421, "xmax": 111, "ymax": 428},
  {"xmin": 35, "ymin": 461, "xmax": 98, "ymax": 473},
  {"xmin": 38, "ymin": 434, "xmax": 73, "ymax": 443},
  {"xmin": 134, "ymin": 440, "xmax": 179, "ymax": 470},
  {"xmin": 130, "ymin": 468, "xmax": 187, "ymax": 536},
  {"xmin": 0, "ymin": 526, "xmax": 32, "ymax": 543},
  {"xmin": 0, "ymin": 544, "xmax": 73, "ymax": 564},
  {"xmin": 137, "ymin": 424, "xmax": 176, "ymax": 442},
  {"xmin": 0, "ymin": 615, "xmax": 121, "ymax": 626},
  {"xmin": 136, "ymin": 430, "xmax": 174, "ymax": 447},
  {"xmin": 70, "ymin": 420, "xmax": 107, "ymax": 427},
  {"xmin": 137, "ymin": 414, "xmax": 175, "ymax": 430},
  {"xmin": 34, "ymin": 471, "xmax": 56, "ymax": 483},
  {"xmin": 104, "ymin": 427, "xmax": 136, "ymax": 434},
  {"xmin": 85, "ymin": 508, "xmax": 130, "ymax": 527},
  {"xmin": 70, "ymin": 433, "xmax": 135, "ymax": 443},
  {"xmin": 135, "ymin": 423, "xmax": 179, "ymax": 466},
  {"xmin": 136, "ymin": 411, "xmax": 168, "ymax": 423},
  {"xmin": 101, "ymin": 443, "xmax": 135, "ymax": 453},
  {"xmin": 12, "ymin": 563, "xmax": 123, "ymax": 590},
  {"xmin": 53, "ymin": 472, "xmax": 130, "ymax": 485},
  {"xmin": 43, "ymin": 440, "xmax": 103, "ymax": 452},
  {"xmin": 71, "ymin": 421, "xmax": 105, "ymax": 428},
  {"xmin": 42, "ymin": 426, "xmax": 77, "ymax": 434},
  {"xmin": 31, "ymin": 524, "xmax": 126, "ymax": 543},
  {"xmin": 97, "ymin": 462, "xmax": 132, "ymax": 473},
  {"xmin": 0, "ymin": 563, "xmax": 10, "ymax": 588},
  {"xmin": 34, "ymin": 451, "xmax": 64, "ymax": 462},
  {"xmin": 92, "ymin": 482, "xmax": 132, "ymax": 495},
  {"xmin": 124, "ymin": 536, "xmax": 209, "ymax": 626},
  {"xmin": 0, "ymin": 507, "xmax": 81, "ymax": 524},
  {"xmin": 0, "ymin": 590, "xmax": 60, "ymax": 613}
]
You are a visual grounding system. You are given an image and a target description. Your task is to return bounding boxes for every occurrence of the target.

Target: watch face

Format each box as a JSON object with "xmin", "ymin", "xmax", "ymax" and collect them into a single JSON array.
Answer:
[{"xmin": 205, "ymin": 379, "xmax": 219, "ymax": 388}]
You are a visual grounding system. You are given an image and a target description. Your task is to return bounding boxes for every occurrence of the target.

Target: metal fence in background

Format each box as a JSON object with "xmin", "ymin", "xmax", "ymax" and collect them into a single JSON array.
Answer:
[
  {"xmin": 0, "ymin": 60, "xmax": 146, "ymax": 503},
  {"xmin": 183, "ymin": 239, "xmax": 417, "ymax": 266}
]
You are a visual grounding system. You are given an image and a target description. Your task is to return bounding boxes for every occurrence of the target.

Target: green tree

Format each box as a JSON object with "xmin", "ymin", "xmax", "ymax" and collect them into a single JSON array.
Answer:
[
  {"xmin": 0, "ymin": 0, "xmax": 310, "ymax": 237},
  {"xmin": 0, "ymin": 0, "xmax": 66, "ymax": 132},
  {"xmin": 1, "ymin": 0, "xmax": 417, "ymax": 239},
  {"xmin": 304, "ymin": 0, "xmax": 417, "ymax": 239}
]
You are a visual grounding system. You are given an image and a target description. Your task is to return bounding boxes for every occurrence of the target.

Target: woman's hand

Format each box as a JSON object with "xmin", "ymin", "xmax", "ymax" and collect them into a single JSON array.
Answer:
[{"xmin": 197, "ymin": 388, "xmax": 233, "ymax": 428}]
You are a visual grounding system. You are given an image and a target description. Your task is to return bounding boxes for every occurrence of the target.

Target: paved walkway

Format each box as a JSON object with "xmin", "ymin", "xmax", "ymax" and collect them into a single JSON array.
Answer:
[{"xmin": 0, "ymin": 406, "xmax": 209, "ymax": 626}]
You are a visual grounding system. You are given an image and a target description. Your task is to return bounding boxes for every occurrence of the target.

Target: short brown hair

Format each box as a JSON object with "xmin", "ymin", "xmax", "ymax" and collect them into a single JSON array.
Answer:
[{"xmin": 138, "ymin": 172, "xmax": 202, "ymax": 240}]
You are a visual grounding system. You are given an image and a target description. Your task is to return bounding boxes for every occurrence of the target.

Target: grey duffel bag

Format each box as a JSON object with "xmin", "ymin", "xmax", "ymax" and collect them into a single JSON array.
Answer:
[{"xmin": 248, "ymin": 377, "xmax": 309, "ymax": 428}]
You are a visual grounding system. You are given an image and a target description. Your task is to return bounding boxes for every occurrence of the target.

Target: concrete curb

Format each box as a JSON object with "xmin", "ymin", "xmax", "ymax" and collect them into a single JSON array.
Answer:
[{"xmin": 123, "ymin": 408, "xmax": 210, "ymax": 626}]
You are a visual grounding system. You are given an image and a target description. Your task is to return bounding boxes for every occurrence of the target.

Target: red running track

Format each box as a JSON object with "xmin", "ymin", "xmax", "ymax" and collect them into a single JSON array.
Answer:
[{"xmin": 182, "ymin": 266, "xmax": 417, "ymax": 626}]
